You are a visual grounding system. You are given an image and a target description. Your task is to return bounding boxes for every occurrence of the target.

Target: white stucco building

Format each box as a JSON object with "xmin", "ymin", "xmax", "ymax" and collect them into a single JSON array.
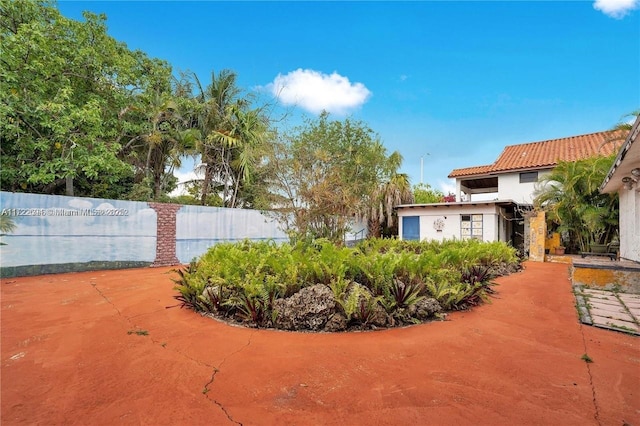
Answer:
[
  {"xmin": 396, "ymin": 200, "xmax": 519, "ymax": 244},
  {"xmin": 600, "ymin": 117, "xmax": 640, "ymax": 263},
  {"xmin": 398, "ymin": 129, "xmax": 625, "ymax": 251}
]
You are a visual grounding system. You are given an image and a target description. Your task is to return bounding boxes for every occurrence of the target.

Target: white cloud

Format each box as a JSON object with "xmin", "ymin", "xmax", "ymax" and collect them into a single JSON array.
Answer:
[
  {"xmin": 593, "ymin": 0, "xmax": 638, "ymax": 18},
  {"xmin": 266, "ymin": 69, "xmax": 371, "ymax": 115},
  {"xmin": 438, "ymin": 179, "xmax": 457, "ymax": 196},
  {"xmin": 95, "ymin": 202, "xmax": 116, "ymax": 210},
  {"xmin": 68, "ymin": 198, "xmax": 93, "ymax": 209}
]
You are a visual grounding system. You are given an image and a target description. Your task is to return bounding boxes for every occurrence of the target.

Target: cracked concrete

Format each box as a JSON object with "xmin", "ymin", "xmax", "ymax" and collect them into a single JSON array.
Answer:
[
  {"xmin": 201, "ymin": 330, "xmax": 254, "ymax": 425},
  {"xmin": 2, "ymin": 263, "xmax": 639, "ymax": 425}
]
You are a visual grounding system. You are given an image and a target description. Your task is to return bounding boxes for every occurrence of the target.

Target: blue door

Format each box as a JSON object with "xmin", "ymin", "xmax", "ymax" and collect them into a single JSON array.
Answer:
[{"xmin": 402, "ymin": 216, "xmax": 420, "ymax": 240}]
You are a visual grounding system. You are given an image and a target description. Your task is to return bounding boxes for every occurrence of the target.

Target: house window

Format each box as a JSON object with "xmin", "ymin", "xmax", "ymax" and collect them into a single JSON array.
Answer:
[
  {"xmin": 461, "ymin": 214, "xmax": 483, "ymax": 240},
  {"xmin": 402, "ymin": 216, "xmax": 420, "ymax": 241},
  {"xmin": 519, "ymin": 171, "xmax": 538, "ymax": 183}
]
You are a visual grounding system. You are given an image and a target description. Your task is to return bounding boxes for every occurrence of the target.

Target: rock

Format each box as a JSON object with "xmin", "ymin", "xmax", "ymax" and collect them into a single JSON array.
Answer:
[
  {"xmin": 410, "ymin": 297, "xmax": 442, "ymax": 320},
  {"xmin": 490, "ymin": 262, "xmax": 522, "ymax": 277},
  {"xmin": 323, "ymin": 312, "xmax": 348, "ymax": 332},
  {"xmin": 273, "ymin": 284, "xmax": 337, "ymax": 331}
]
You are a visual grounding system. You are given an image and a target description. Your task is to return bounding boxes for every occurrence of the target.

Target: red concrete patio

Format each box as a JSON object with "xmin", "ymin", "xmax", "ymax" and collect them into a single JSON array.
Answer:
[{"xmin": 1, "ymin": 261, "xmax": 638, "ymax": 425}]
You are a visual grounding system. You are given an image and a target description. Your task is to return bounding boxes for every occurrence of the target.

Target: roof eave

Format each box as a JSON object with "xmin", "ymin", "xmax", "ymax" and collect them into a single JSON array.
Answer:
[{"xmin": 600, "ymin": 117, "xmax": 640, "ymax": 194}]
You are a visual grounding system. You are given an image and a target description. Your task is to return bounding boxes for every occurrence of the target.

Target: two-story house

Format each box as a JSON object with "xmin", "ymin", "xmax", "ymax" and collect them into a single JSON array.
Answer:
[{"xmin": 397, "ymin": 129, "xmax": 624, "ymax": 251}]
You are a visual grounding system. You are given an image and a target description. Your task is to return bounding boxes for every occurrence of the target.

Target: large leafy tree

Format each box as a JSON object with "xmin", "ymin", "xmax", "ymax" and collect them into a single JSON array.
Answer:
[
  {"xmin": 0, "ymin": 0, "xmax": 173, "ymax": 197},
  {"xmin": 533, "ymin": 155, "xmax": 618, "ymax": 253},
  {"xmin": 270, "ymin": 112, "xmax": 405, "ymax": 242}
]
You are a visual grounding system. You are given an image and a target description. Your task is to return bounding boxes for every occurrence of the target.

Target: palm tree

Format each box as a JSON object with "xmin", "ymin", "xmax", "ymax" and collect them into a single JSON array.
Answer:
[
  {"xmin": 192, "ymin": 70, "xmax": 237, "ymax": 205},
  {"xmin": 190, "ymin": 70, "xmax": 269, "ymax": 207},
  {"xmin": 534, "ymin": 156, "xmax": 618, "ymax": 252},
  {"xmin": 598, "ymin": 110, "xmax": 639, "ymax": 153},
  {"xmin": 367, "ymin": 152, "xmax": 414, "ymax": 237}
]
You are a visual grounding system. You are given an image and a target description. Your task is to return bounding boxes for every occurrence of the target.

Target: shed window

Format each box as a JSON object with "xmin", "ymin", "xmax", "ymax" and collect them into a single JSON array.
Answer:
[
  {"xmin": 519, "ymin": 172, "xmax": 538, "ymax": 183},
  {"xmin": 461, "ymin": 214, "xmax": 483, "ymax": 240}
]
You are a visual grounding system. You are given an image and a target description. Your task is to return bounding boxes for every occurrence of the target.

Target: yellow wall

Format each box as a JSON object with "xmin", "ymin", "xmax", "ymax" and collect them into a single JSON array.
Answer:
[
  {"xmin": 545, "ymin": 232, "xmax": 561, "ymax": 252},
  {"xmin": 529, "ymin": 211, "xmax": 546, "ymax": 262},
  {"xmin": 573, "ymin": 267, "xmax": 640, "ymax": 293}
]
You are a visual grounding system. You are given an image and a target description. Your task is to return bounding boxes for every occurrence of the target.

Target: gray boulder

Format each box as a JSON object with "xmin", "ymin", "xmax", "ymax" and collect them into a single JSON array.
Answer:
[
  {"xmin": 409, "ymin": 297, "xmax": 442, "ymax": 320},
  {"xmin": 323, "ymin": 312, "xmax": 348, "ymax": 332},
  {"xmin": 273, "ymin": 284, "xmax": 337, "ymax": 331}
]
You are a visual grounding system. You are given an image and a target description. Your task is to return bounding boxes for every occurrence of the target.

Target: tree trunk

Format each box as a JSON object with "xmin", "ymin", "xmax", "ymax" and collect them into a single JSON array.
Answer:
[
  {"xmin": 200, "ymin": 164, "xmax": 212, "ymax": 205},
  {"xmin": 65, "ymin": 176, "xmax": 74, "ymax": 196}
]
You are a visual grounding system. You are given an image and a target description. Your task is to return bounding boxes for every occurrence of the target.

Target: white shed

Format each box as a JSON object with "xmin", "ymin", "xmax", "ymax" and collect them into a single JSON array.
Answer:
[{"xmin": 396, "ymin": 200, "xmax": 520, "ymax": 245}]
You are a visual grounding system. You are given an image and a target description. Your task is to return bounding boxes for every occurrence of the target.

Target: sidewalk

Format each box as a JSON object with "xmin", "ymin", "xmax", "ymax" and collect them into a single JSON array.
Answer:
[{"xmin": 2, "ymin": 262, "xmax": 638, "ymax": 425}]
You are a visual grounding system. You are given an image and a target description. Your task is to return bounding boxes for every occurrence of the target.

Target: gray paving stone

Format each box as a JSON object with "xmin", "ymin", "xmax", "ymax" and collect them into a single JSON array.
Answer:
[
  {"xmin": 618, "ymin": 293, "xmax": 640, "ymax": 299},
  {"xmin": 574, "ymin": 289, "xmax": 639, "ymax": 335},
  {"xmin": 591, "ymin": 316, "xmax": 640, "ymax": 333},
  {"xmin": 582, "ymin": 289, "xmax": 614, "ymax": 297},
  {"xmin": 588, "ymin": 302, "xmax": 627, "ymax": 313},
  {"xmin": 619, "ymin": 299, "xmax": 640, "ymax": 308},
  {"xmin": 589, "ymin": 308, "xmax": 634, "ymax": 322},
  {"xmin": 625, "ymin": 308, "xmax": 640, "ymax": 319},
  {"xmin": 585, "ymin": 297, "xmax": 621, "ymax": 306},
  {"xmin": 582, "ymin": 293, "xmax": 617, "ymax": 302}
]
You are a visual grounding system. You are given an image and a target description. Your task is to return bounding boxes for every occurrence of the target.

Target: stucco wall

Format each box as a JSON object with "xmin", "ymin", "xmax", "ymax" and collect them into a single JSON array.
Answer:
[
  {"xmin": 619, "ymin": 188, "xmax": 640, "ymax": 262},
  {"xmin": 528, "ymin": 211, "xmax": 547, "ymax": 262},
  {"xmin": 0, "ymin": 191, "xmax": 288, "ymax": 277},
  {"xmin": 497, "ymin": 171, "xmax": 550, "ymax": 204},
  {"xmin": 398, "ymin": 204, "xmax": 506, "ymax": 242}
]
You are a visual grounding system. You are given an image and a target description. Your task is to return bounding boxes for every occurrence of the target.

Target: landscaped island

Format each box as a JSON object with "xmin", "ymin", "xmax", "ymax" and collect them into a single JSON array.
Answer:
[{"xmin": 174, "ymin": 238, "xmax": 521, "ymax": 332}]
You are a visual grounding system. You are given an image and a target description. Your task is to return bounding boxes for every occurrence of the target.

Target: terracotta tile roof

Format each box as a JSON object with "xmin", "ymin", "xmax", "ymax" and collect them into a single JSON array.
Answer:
[
  {"xmin": 447, "ymin": 164, "xmax": 493, "ymax": 177},
  {"xmin": 448, "ymin": 130, "xmax": 627, "ymax": 178}
]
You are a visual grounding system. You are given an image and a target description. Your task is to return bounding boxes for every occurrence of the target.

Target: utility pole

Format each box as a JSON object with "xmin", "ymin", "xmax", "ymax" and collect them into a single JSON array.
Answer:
[{"xmin": 420, "ymin": 153, "xmax": 430, "ymax": 184}]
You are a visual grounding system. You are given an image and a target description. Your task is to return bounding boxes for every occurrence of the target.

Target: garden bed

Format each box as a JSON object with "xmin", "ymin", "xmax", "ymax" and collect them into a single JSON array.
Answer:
[{"xmin": 173, "ymin": 238, "xmax": 522, "ymax": 332}]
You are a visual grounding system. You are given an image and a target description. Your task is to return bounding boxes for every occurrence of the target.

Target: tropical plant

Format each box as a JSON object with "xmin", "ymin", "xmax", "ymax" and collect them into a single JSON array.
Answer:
[
  {"xmin": 185, "ymin": 70, "xmax": 271, "ymax": 208},
  {"xmin": 382, "ymin": 279, "xmax": 424, "ymax": 312},
  {"xmin": 534, "ymin": 155, "xmax": 618, "ymax": 252},
  {"xmin": 461, "ymin": 264, "xmax": 494, "ymax": 287},
  {"xmin": 175, "ymin": 238, "xmax": 520, "ymax": 329},
  {"xmin": 597, "ymin": 110, "xmax": 638, "ymax": 153},
  {"xmin": 368, "ymin": 170, "xmax": 414, "ymax": 238},
  {"xmin": 171, "ymin": 262, "xmax": 202, "ymax": 310}
]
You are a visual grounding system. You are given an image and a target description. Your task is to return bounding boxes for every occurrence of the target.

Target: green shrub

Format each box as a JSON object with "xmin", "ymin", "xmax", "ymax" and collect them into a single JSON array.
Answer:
[{"xmin": 173, "ymin": 237, "xmax": 519, "ymax": 328}]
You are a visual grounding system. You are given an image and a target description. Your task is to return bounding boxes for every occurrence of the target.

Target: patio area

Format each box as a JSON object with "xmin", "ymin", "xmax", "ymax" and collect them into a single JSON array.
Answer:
[
  {"xmin": 575, "ymin": 287, "xmax": 640, "ymax": 335},
  {"xmin": 1, "ymin": 261, "xmax": 638, "ymax": 425}
]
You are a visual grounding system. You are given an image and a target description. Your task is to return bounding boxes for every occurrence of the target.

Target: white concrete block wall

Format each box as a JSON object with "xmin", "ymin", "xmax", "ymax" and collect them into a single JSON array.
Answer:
[
  {"xmin": 419, "ymin": 214, "xmax": 462, "ymax": 241},
  {"xmin": 619, "ymin": 188, "xmax": 640, "ymax": 262}
]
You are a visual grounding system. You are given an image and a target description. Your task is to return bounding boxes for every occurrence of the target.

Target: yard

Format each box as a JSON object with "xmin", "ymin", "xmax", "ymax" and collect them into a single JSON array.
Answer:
[{"xmin": 1, "ymin": 262, "xmax": 638, "ymax": 425}]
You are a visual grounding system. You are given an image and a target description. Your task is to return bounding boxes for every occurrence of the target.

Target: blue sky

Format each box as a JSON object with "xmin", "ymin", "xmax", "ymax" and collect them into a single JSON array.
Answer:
[{"xmin": 57, "ymin": 1, "xmax": 640, "ymax": 194}]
